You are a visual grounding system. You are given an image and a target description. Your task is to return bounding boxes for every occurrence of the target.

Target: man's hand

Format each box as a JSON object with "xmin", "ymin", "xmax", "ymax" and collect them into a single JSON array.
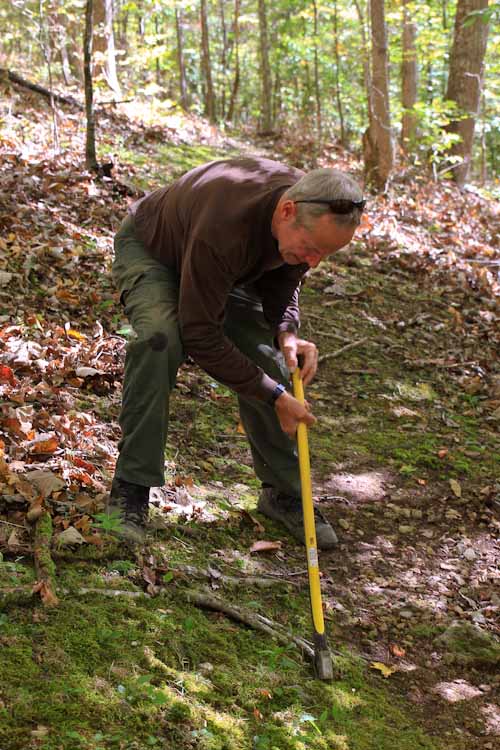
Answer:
[
  {"xmin": 274, "ymin": 390, "xmax": 316, "ymax": 437},
  {"xmin": 277, "ymin": 332, "xmax": 318, "ymax": 385}
]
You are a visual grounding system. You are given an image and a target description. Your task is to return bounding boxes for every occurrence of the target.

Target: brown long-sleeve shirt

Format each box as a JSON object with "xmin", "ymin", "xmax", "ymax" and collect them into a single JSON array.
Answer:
[{"xmin": 130, "ymin": 157, "xmax": 308, "ymax": 402}]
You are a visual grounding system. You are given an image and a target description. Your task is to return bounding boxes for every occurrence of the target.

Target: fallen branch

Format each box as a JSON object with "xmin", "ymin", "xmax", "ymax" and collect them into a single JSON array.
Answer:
[
  {"xmin": 4, "ymin": 69, "xmax": 82, "ymax": 108},
  {"xmin": 316, "ymin": 330, "xmax": 352, "ymax": 343},
  {"xmin": 183, "ymin": 588, "xmax": 315, "ymax": 661},
  {"xmin": 31, "ymin": 511, "xmax": 59, "ymax": 607},
  {"xmin": 170, "ymin": 563, "xmax": 298, "ymax": 588},
  {"xmin": 404, "ymin": 358, "xmax": 479, "ymax": 369},
  {"xmin": 318, "ymin": 337, "xmax": 371, "ymax": 364}
]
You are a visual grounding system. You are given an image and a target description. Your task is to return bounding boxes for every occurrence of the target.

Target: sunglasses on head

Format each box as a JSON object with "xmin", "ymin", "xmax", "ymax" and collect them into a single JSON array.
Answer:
[{"xmin": 294, "ymin": 198, "xmax": 366, "ymax": 215}]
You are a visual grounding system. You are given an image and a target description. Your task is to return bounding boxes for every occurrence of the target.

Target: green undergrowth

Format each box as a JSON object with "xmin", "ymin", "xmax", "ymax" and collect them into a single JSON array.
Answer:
[
  {"xmin": 0, "ymin": 554, "xmax": 441, "ymax": 750},
  {"xmin": 98, "ymin": 137, "xmax": 234, "ymax": 191}
]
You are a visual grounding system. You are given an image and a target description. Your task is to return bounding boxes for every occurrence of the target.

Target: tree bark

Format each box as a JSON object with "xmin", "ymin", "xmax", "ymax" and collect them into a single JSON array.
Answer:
[
  {"xmin": 333, "ymin": 0, "xmax": 346, "ymax": 146},
  {"xmin": 38, "ymin": 0, "xmax": 59, "ymax": 151},
  {"xmin": 175, "ymin": 8, "xmax": 189, "ymax": 110},
  {"xmin": 312, "ymin": 0, "xmax": 321, "ymax": 144},
  {"xmin": 257, "ymin": 0, "xmax": 273, "ymax": 133},
  {"xmin": 200, "ymin": 0, "xmax": 216, "ymax": 122},
  {"xmin": 354, "ymin": 0, "xmax": 372, "ymax": 127},
  {"xmin": 445, "ymin": 0, "xmax": 490, "ymax": 186},
  {"xmin": 364, "ymin": 0, "xmax": 394, "ymax": 191},
  {"xmin": 401, "ymin": 0, "xmax": 418, "ymax": 151},
  {"xmin": 57, "ymin": 14, "xmax": 73, "ymax": 87},
  {"xmin": 93, "ymin": 0, "xmax": 121, "ymax": 98},
  {"xmin": 218, "ymin": 0, "xmax": 229, "ymax": 119},
  {"xmin": 227, "ymin": 0, "xmax": 240, "ymax": 122},
  {"xmin": 84, "ymin": 0, "xmax": 98, "ymax": 170}
]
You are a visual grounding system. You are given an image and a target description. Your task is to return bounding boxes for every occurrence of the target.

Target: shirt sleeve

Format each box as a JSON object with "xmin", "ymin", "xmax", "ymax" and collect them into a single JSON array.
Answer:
[{"xmin": 178, "ymin": 239, "xmax": 279, "ymax": 401}]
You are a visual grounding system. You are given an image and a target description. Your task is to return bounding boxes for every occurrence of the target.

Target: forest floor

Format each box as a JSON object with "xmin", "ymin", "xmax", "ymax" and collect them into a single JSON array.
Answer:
[{"xmin": 0, "ymin": 83, "xmax": 499, "ymax": 750}]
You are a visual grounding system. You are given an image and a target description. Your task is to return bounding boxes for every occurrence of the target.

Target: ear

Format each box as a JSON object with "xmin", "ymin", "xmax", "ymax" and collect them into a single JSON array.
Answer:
[{"xmin": 280, "ymin": 199, "xmax": 297, "ymax": 221}]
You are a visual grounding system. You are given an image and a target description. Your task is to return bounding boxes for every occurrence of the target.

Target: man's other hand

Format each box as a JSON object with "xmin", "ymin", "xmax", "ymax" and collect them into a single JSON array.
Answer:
[
  {"xmin": 277, "ymin": 332, "xmax": 318, "ymax": 385},
  {"xmin": 274, "ymin": 390, "xmax": 316, "ymax": 437}
]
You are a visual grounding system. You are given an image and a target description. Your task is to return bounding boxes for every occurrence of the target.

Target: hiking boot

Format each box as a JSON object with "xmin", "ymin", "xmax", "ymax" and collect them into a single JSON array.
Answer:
[
  {"xmin": 257, "ymin": 487, "xmax": 338, "ymax": 550},
  {"xmin": 105, "ymin": 478, "xmax": 150, "ymax": 544}
]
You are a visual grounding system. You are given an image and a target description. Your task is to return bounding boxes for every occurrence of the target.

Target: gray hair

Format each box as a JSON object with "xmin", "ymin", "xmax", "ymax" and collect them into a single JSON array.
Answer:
[{"xmin": 283, "ymin": 168, "xmax": 364, "ymax": 228}]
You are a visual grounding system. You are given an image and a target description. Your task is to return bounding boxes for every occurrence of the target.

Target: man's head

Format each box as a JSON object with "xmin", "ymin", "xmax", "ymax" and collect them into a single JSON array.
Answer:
[{"xmin": 271, "ymin": 168, "xmax": 364, "ymax": 268}]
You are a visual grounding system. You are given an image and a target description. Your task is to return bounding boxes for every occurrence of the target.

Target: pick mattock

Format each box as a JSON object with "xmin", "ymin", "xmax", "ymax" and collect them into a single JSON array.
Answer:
[{"xmin": 292, "ymin": 367, "xmax": 334, "ymax": 681}]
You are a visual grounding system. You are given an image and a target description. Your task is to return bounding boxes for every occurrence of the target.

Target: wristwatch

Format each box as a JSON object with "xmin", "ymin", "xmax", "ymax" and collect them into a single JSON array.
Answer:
[{"xmin": 269, "ymin": 383, "xmax": 286, "ymax": 405}]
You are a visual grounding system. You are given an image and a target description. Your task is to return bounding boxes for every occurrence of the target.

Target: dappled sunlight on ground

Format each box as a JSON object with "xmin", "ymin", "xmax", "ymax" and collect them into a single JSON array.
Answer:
[{"xmin": 320, "ymin": 470, "xmax": 391, "ymax": 504}]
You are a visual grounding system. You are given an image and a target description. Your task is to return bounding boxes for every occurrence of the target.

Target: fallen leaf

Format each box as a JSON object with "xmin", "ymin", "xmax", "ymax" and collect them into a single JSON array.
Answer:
[
  {"xmin": 82, "ymin": 534, "xmax": 104, "ymax": 546},
  {"xmin": 75, "ymin": 366, "xmax": 101, "ymax": 377},
  {"xmin": 438, "ymin": 448, "xmax": 449, "ymax": 459},
  {"xmin": 30, "ymin": 435, "xmax": 59, "ymax": 454},
  {"xmin": 26, "ymin": 470, "xmax": 65, "ymax": 498},
  {"xmin": 250, "ymin": 540, "xmax": 283, "ymax": 554},
  {"xmin": 0, "ymin": 364, "xmax": 17, "ymax": 385},
  {"xmin": 70, "ymin": 470, "xmax": 93, "ymax": 486},
  {"xmin": 239, "ymin": 509, "xmax": 265, "ymax": 533},
  {"xmin": 389, "ymin": 644, "xmax": 406, "ymax": 658},
  {"xmin": 73, "ymin": 515, "xmax": 93, "ymax": 534},
  {"xmin": 174, "ymin": 475, "xmax": 194, "ymax": 488},
  {"xmin": 370, "ymin": 662, "xmax": 397, "ymax": 678},
  {"xmin": 65, "ymin": 328, "xmax": 87, "ymax": 341},
  {"xmin": 72, "ymin": 456, "xmax": 96, "ymax": 474},
  {"xmin": 258, "ymin": 689, "xmax": 272, "ymax": 700},
  {"xmin": 7, "ymin": 529, "xmax": 22, "ymax": 549},
  {"xmin": 4, "ymin": 417, "xmax": 33, "ymax": 439},
  {"xmin": 32, "ymin": 580, "xmax": 59, "ymax": 607},
  {"xmin": 449, "ymin": 479, "xmax": 462, "ymax": 498},
  {"xmin": 142, "ymin": 566, "xmax": 157, "ymax": 587},
  {"xmin": 55, "ymin": 527, "xmax": 86, "ymax": 547}
]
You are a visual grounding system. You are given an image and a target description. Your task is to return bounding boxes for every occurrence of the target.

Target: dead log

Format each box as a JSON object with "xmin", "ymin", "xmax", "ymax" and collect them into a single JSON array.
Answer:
[{"xmin": 3, "ymin": 68, "xmax": 82, "ymax": 109}]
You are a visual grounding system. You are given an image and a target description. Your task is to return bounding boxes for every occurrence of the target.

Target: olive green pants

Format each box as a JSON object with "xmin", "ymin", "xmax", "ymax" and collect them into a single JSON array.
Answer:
[{"xmin": 112, "ymin": 215, "xmax": 301, "ymax": 497}]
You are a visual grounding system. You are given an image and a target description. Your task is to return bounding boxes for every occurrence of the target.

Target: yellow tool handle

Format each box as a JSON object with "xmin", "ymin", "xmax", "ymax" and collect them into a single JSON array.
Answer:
[{"xmin": 292, "ymin": 368, "xmax": 325, "ymax": 637}]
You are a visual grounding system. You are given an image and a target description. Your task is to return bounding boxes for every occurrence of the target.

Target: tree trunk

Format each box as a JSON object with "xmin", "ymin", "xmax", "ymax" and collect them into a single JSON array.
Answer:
[
  {"xmin": 333, "ymin": 0, "xmax": 346, "ymax": 146},
  {"xmin": 218, "ymin": 0, "xmax": 229, "ymax": 119},
  {"xmin": 227, "ymin": 0, "xmax": 240, "ymax": 122},
  {"xmin": 38, "ymin": 0, "xmax": 59, "ymax": 151},
  {"xmin": 154, "ymin": 15, "xmax": 161, "ymax": 87},
  {"xmin": 93, "ymin": 0, "xmax": 121, "ymax": 98},
  {"xmin": 175, "ymin": 8, "xmax": 189, "ymax": 110},
  {"xmin": 445, "ymin": 0, "xmax": 490, "ymax": 186},
  {"xmin": 84, "ymin": 0, "xmax": 98, "ymax": 170},
  {"xmin": 57, "ymin": 15, "xmax": 73, "ymax": 87},
  {"xmin": 354, "ymin": 0, "xmax": 372, "ymax": 126},
  {"xmin": 312, "ymin": 0, "xmax": 321, "ymax": 143},
  {"xmin": 401, "ymin": 0, "xmax": 418, "ymax": 151},
  {"xmin": 364, "ymin": 0, "xmax": 394, "ymax": 191},
  {"xmin": 200, "ymin": 0, "xmax": 216, "ymax": 122},
  {"xmin": 257, "ymin": 0, "xmax": 273, "ymax": 133}
]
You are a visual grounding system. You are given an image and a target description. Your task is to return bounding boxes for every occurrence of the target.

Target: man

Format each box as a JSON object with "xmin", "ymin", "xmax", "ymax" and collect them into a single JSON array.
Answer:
[{"xmin": 108, "ymin": 156, "xmax": 364, "ymax": 547}]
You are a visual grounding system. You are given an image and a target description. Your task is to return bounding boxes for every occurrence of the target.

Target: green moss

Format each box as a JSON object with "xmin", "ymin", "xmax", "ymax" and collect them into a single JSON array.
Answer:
[
  {"xmin": 0, "ymin": 559, "xmax": 444, "ymax": 750},
  {"xmin": 437, "ymin": 623, "xmax": 500, "ymax": 667}
]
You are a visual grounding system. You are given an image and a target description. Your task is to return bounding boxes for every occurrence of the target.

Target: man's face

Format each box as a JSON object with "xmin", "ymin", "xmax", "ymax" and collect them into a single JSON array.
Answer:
[{"xmin": 275, "ymin": 204, "xmax": 356, "ymax": 268}]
